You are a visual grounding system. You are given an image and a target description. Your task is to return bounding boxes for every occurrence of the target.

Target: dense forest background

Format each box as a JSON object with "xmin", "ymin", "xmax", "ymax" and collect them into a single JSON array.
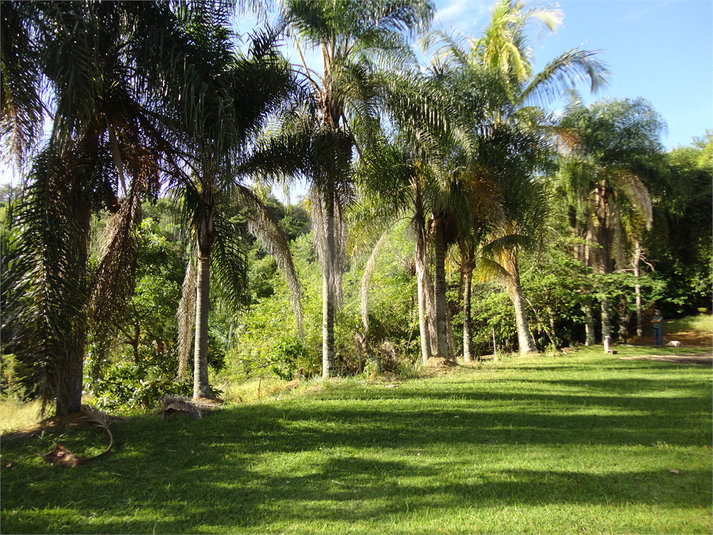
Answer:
[{"xmin": 1, "ymin": 0, "xmax": 710, "ymax": 415}]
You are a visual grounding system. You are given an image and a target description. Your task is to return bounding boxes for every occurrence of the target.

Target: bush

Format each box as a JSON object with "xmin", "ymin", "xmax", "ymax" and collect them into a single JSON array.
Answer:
[{"xmin": 85, "ymin": 361, "xmax": 191, "ymax": 410}]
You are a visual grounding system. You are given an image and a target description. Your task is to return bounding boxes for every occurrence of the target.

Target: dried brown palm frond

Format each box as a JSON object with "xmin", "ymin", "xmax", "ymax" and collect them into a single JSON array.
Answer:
[
  {"xmin": 176, "ymin": 252, "xmax": 197, "ymax": 379},
  {"xmin": 40, "ymin": 405, "xmax": 116, "ymax": 467},
  {"xmin": 88, "ymin": 188, "xmax": 142, "ymax": 376},
  {"xmin": 359, "ymin": 226, "xmax": 393, "ymax": 334},
  {"xmin": 310, "ymin": 187, "xmax": 347, "ymax": 306},
  {"xmin": 161, "ymin": 394, "xmax": 203, "ymax": 420}
]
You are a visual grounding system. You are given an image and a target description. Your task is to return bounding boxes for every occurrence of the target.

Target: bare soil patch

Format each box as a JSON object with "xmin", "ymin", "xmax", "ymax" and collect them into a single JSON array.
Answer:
[
  {"xmin": 627, "ymin": 329, "xmax": 712, "ymax": 348},
  {"xmin": 620, "ymin": 354, "xmax": 712, "ymax": 366}
]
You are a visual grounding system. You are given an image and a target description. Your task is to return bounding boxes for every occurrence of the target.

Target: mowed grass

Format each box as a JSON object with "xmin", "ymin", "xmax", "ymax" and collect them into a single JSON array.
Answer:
[{"xmin": 1, "ymin": 349, "xmax": 711, "ymax": 534}]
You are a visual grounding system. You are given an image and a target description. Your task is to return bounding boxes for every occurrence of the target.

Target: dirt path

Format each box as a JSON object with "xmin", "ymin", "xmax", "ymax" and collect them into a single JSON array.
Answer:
[
  {"xmin": 626, "ymin": 329, "xmax": 712, "ymax": 349},
  {"xmin": 618, "ymin": 328, "xmax": 712, "ymax": 365},
  {"xmin": 619, "ymin": 354, "xmax": 712, "ymax": 365}
]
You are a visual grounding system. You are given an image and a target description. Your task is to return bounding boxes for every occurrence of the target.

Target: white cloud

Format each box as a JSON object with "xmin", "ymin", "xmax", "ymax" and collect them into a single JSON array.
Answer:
[{"xmin": 433, "ymin": 0, "xmax": 492, "ymax": 32}]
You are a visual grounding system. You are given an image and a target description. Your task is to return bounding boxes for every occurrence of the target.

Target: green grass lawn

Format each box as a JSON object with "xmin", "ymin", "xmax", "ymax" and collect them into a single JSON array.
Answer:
[{"xmin": 2, "ymin": 349, "xmax": 711, "ymax": 534}]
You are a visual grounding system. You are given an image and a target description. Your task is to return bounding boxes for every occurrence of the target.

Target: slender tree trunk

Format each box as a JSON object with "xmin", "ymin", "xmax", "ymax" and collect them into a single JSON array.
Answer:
[
  {"xmin": 322, "ymin": 188, "xmax": 336, "ymax": 379},
  {"xmin": 446, "ymin": 301, "xmax": 456, "ymax": 360},
  {"xmin": 509, "ymin": 282, "xmax": 537, "ymax": 354},
  {"xmin": 193, "ymin": 198, "xmax": 214, "ymax": 400},
  {"xmin": 583, "ymin": 297, "xmax": 596, "ymax": 345},
  {"xmin": 548, "ymin": 308, "xmax": 558, "ymax": 349},
  {"xmin": 633, "ymin": 239, "xmax": 643, "ymax": 337},
  {"xmin": 415, "ymin": 219, "xmax": 432, "ymax": 366},
  {"xmin": 463, "ymin": 266, "xmax": 473, "ymax": 363},
  {"xmin": 432, "ymin": 212, "xmax": 449, "ymax": 358},
  {"xmin": 193, "ymin": 253, "xmax": 211, "ymax": 399},
  {"xmin": 425, "ymin": 268, "xmax": 438, "ymax": 356},
  {"xmin": 617, "ymin": 294, "xmax": 630, "ymax": 343},
  {"xmin": 505, "ymin": 254, "xmax": 536, "ymax": 354}
]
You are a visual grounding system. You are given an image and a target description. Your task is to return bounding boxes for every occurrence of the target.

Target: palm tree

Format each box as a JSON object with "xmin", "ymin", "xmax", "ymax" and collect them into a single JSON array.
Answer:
[
  {"xmin": 422, "ymin": 0, "xmax": 609, "ymax": 354},
  {"xmin": 280, "ymin": 0, "xmax": 434, "ymax": 378},
  {"xmin": 556, "ymin": 94, "xmax": 664, "ymax": 341},
  {"xmin": 354, "ymin": 62, "xmax": 482, "ymax": 365},
  {"xmin": 159, "ymin": 19, "xmax": 297, "ymax": 398},
  {"xmin": 1, "ymin": 1, "xmax": 255, "ymax": 415},
  {"xmin": 3, "ymin": 1, "xmax": 180, "ymax": 415}
]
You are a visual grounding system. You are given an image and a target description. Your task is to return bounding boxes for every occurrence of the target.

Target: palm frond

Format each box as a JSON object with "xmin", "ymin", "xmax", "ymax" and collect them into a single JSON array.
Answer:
[
  {"xmin": 520, "ymin": 48, "xmax": 610, "ymax": 107},
  {"xmin": 7, "ymin": 144, "xmax": 94, "ymax": 411},
  {"xmin": 0, "ymin": 1, "xmax": 45, "ymax": 167},
  {"xmin": 88, "ymin": 190, "xmax": 143, "ymax": 376},
  {"xmin": 210, "ymin": 213, "xmax": 250, "ymax": 311},
  {"xmin": 237, "ymin": 185, "xmax": 304, "ymax": 339},
  {"xmin": 474, "ymin": 256, "xmax": 510, "ymax": 283},
  {"xmin": 615, "ymin": 170, "xmax": 653, "ymax": 230},
  {"xmin": 176, "ymin": 251, "xmax": 197, "ymax": 380}
]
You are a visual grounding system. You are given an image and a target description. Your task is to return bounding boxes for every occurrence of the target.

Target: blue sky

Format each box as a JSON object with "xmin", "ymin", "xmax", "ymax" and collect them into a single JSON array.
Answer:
[{"xmin": 431, "ymin": 0, "xmax": 712, "ymax": 150}]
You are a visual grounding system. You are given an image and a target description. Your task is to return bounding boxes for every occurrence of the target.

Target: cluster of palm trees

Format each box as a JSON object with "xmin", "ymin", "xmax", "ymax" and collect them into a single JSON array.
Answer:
[
  {"xmin": 2, "ymin": 0, "xmax": 298, "ymax": 414},
  {"xmin": 3, "ymin": 0, "xmax": 664, "ymax": 417}
]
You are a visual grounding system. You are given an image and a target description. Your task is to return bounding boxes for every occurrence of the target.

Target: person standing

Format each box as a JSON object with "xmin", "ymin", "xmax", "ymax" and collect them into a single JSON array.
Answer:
[{"xmin": 652, "ymin": 309, "xmax": 664, "ymax": 347}]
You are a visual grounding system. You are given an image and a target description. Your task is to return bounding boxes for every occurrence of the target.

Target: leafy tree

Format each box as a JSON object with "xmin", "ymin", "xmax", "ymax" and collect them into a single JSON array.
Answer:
[
  {"xmin": 85, "ymin": 217, "xmax": 190, "ymax": 410},
  {"xmin": 646, "ymin": 132, "xmax": 713, "ymax": 314}
]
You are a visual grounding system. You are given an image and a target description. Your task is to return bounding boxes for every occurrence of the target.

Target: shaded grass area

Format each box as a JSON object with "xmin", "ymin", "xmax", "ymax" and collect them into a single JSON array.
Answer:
[{"xmin": 1, "ymin": 351, "xmax": 712, "ymax": 534}]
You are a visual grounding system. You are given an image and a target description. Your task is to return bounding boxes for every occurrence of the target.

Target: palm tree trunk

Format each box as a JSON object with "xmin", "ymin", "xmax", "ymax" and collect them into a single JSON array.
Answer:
[
  {"xmin": 193, "ymin": 252, "xmax": 211, "ymax": 399},
  {"xmin": 505, "ymin": 255, "xmax": 536, "ymax": 354},
  {"xmin": 193, "ymin": 199, "xmax": 214, "ymax": 399},
  {"xmin": 583, "ymin": 297, "xmax": 596, "ymax": 345},
  {"xmin": 322, "ymin": 188, "xmax": 336, "ymax": 379},
  {"xmin": 56, "ymin": 203, "xmax": 92, "ymax": 416},
  {"xmin": 415, "ymin": 213, "xmax": 432, "ymax": 366},
  {"xmin": 463, "ymin": 266, "xmax": 473, "ymax": 363},
  {"xmin": 633, "ymin": 239, "xmax": 643, "ymax": 337},
  {"xmin": 617, "ymin": 294, "xmax": 629, "ymax": 343},
  {"xmin": 433, "ymin": 212, "xmax": 450, "ymax": 358},
  {"xmin": 56, "ymin": 337, "xmax": 86, "ymax": 416}
]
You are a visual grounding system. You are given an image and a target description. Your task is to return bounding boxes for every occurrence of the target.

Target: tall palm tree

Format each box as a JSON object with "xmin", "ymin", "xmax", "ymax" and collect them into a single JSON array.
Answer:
[
  {"xmin": 3, "ymin": 1, "xmax": 178, "ymax": 415},
  {"xmin": 422, "ymin": 0, "xmax": 609, "ymax": 354},
  {"xmin": 556, "ymin": 94, "xmax": 664, "ymax": 341},
  {"xmin": 280, "ymin": 0, "xmax": 434, "ymax": 378},
  {"xmin": 160, "ymin": 20, "xmax": 297, "ymax": 398},
  {"xmin": 1, "ymin": 1, "xmax": 251, "ymax": 415},
  {"xmin": 353, "ymin": 62, "xmax": 479, "ymax": 365}
]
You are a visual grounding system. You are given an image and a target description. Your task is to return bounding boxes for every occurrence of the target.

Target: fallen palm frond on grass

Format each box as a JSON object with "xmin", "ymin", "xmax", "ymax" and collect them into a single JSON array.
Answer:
[
  {"xmin": 160, "ymin": 395, "xmax": 223, "ymax": 420},
  {"xmin": 40, "ymin": 406, "xmax": 116, "ymax": 467}
]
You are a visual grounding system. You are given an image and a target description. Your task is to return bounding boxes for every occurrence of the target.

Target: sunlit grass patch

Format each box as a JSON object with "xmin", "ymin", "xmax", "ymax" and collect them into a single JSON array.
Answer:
[
  {"xmin": 667, "ymin": 313, "xmax": 713, "ymax": 335},
  {"xmin": 0, "ymin": 398, "xmax": 42, "ymax": 435}
]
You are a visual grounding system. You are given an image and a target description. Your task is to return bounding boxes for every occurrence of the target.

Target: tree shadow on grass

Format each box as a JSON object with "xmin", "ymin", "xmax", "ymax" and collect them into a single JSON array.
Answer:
[
  {"xmin": 1, "ymin": 362, "xmax": 711, "ymax": 534},
  {"xmin": 3, "ymin": 448, "xmax": 709, "ymax": 534}
]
